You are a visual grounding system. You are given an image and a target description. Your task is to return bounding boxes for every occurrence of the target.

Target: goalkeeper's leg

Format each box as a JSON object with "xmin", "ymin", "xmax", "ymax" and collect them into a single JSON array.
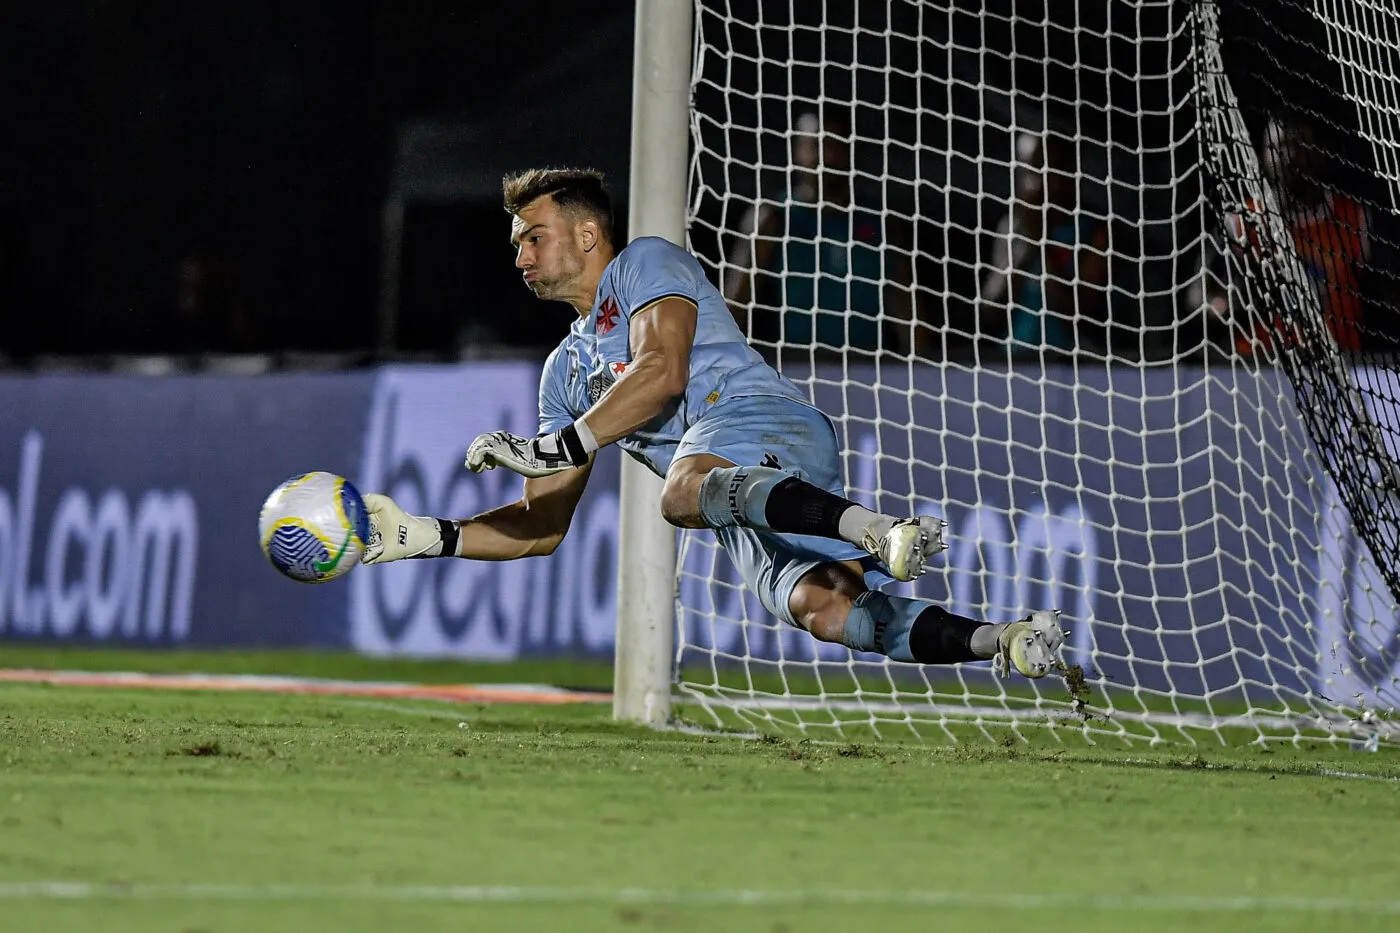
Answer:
[
  {"xmin": 684, "ymin": 458, "xmax": 945, "ymax": 583},
  {"xmin": 788, "ymin": 560, "xmax": 1065, "ymax": 678},
  {"xmin": 709, "ymin": 521, "xmax": 1064, "ymax": 678},
  {"xmin": 663, "ymin": 396, "xmax": 948, "ymax": 583}
]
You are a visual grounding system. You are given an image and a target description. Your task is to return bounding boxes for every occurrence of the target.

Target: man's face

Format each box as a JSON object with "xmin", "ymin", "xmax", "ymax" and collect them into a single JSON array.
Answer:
[{"xmin": 511, "ymin": 196, "xmax": 587, "ymax": 301}]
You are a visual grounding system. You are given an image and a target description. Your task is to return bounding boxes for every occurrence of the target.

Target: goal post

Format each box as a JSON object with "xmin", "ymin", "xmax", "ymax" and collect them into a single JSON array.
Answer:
[{"xmin": 613, "ymin": 0, "xmax": 693, "ymax": 726}]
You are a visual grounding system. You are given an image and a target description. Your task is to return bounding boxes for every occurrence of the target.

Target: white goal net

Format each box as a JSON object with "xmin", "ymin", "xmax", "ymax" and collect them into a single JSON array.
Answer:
[{"xmin": 675, "ymin": 0, "xmax": 1400, "ymax": 745}]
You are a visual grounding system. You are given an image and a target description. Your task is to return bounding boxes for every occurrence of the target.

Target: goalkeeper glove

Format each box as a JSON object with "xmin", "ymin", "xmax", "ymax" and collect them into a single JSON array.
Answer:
[
  {"xmin": 360, "ymin": 493, "xmax": 460, "ymax": 564},
  {"xmin": 464, "ymin": 422, "xmax": 596, "ymax": 478}
]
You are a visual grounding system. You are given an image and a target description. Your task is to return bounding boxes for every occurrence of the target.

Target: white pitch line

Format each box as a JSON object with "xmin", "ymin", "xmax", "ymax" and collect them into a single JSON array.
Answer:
[
  {"xmin": 1, "ymin": 882, "xmax": 1398, "ymax": 915},
  {"xmin": 1317, "ymin": 768, "xmax": 1400, "ymax": 783}
]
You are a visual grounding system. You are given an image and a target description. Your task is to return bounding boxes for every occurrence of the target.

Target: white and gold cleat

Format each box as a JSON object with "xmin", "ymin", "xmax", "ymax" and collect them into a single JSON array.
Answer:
[
  {"xmin": 993, "ymin": 610, "xmax": 1066, "ymax": 679},
  {"xmin": 862, "ymin": 516, "xmax": 948, "ymax": 583}
]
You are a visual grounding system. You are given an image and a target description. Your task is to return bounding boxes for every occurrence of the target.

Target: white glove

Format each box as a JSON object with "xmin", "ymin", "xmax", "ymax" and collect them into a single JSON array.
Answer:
[
  {"xmin": 465, "ymin": 424, "xmax": 594, "ymax": 479},
  {"xmin": 361, "ymin": 493, "xmax": 459, "ymax": 564}
]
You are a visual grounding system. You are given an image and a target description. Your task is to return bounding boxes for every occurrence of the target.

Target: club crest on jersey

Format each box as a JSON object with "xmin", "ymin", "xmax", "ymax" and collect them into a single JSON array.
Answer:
[
  {"xmin": 609, "ymin": 361, "xmax": 629, "ymax": 377},
  {"xmin": 596, "ymin": 295, "xmax": 621, "ymax": 335}
]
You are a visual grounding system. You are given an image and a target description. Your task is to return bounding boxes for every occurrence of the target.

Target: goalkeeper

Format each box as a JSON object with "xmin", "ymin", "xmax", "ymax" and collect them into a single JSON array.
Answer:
[{"xmin": 362, "ymin": 168, "xmax": 1063, "ymax": 678}]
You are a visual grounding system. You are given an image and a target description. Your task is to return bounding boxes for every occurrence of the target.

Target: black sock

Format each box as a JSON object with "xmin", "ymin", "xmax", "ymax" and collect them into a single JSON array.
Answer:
[
  {"xmin": 762, "ymin": 477, "xmax": 854, "ymax": 539},
  {"xmin": 907, "ymin": 605, "xmax": 983, "ymax": 664}
]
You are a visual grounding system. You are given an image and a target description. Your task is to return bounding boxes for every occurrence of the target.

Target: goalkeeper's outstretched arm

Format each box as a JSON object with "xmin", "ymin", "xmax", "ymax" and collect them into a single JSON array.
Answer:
[
  {"xmin": 361, "ymin": 458, "xmax": 594, "ymax": 565},
  {"xmin": 462, "ymin": 298, "xmax": 696, "ymax": 478}
]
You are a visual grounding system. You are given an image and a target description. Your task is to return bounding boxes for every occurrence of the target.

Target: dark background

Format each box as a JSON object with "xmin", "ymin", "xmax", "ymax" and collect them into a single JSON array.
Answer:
[
  {"xmin": 0, "ymin": 0, "xmax": 1392, "ymax": 365},
  {"xmin": 0, "ymin": 0, "xmax": 631, "ymax": 361}
]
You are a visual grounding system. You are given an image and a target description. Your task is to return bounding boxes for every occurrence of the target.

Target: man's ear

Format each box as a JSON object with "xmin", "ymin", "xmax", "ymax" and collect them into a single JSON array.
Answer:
[{"xmin": 578, "ymin": 219, "xmax": 601, "ymax": 253}]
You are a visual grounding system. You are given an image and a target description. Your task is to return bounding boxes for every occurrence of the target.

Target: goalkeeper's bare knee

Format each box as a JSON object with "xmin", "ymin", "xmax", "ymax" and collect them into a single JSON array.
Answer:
[
  {"xmin": 659, "ymin": 476, "xmax": 709, "ymax": 529},
  {"xmin": 661, "ymin": 455, "xmax": 734, "ymax": 529},
  {"xmin": 789, "ymin": 562, "xmax": 866, "ymax": 642}
]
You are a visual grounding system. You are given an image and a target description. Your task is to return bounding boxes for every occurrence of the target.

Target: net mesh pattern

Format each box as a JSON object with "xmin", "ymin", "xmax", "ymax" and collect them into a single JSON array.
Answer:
[{"xmin": 675, "ymin": 0, "xmax": 1400, "ymax": 745}]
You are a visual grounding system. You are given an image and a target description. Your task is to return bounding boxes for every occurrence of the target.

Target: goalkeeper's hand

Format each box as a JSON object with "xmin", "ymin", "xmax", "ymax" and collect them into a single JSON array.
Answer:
[
  {"xmin": 464, "ymin": 425, "xmax": 593, "ymax": 478},
  {"xmin": 361, "ymin": 493, "xmax": 459, "ymax": 564}
]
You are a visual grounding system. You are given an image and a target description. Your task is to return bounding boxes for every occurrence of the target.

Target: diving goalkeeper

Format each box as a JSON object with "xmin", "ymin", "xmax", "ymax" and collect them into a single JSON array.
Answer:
[{"xmin": 361, "ymin": 168, "xmax": 1063, "ymax": 678}]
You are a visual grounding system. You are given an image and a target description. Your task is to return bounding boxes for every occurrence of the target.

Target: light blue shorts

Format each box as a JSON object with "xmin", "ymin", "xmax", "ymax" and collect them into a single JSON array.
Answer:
[{"xmin": 672, "ymin": 394, "xmax": 891, "ymax": 627}]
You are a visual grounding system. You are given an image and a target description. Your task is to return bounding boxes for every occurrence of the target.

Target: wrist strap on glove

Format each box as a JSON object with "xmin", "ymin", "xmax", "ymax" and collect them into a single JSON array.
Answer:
[
  {"xmin": 536, "ymin": 420, "xmax": 597, "ymax": 469},
  {"xmin": 405, "ymin": 518, "xmax": 461, "ymax": 559},
  {"xmin": 437, "ymin": 518, "xmax": 461, "ymax": 558},
  {"xmin": 558, "ymin": 420, "xmax": 597, "ymax": 466}
]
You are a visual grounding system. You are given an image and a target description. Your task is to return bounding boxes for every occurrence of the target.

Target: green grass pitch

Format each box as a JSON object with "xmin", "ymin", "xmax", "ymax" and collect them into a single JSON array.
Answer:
[{"xmin": 1, "ymin": 648, "xmax": 1399, "ymax": 932}]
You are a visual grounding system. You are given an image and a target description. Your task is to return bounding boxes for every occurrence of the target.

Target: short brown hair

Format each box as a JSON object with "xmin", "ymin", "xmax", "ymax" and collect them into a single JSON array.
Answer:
[{"xmin": 503, "ymin": 168, "xmax": 615, "ymax": 243}]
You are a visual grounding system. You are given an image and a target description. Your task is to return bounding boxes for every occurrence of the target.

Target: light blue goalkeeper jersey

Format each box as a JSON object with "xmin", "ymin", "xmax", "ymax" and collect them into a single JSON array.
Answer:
[{"xmin": 538, "ymin": 236, "xmax": 809, "ymax": 477}]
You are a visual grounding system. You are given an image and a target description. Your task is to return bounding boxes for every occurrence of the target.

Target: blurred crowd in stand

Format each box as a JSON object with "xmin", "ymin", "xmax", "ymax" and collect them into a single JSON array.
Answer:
[
  {"xmin": 1187, "ymin": 116, "xmax": 1389, "ymax": 359},
  {"xmin": 719, "ymin": 110, "xmax": 1397, "ymax": 369},
  {"xmin": 720, "ymin": 113, "xmax": 1123, "ymax": 365}
]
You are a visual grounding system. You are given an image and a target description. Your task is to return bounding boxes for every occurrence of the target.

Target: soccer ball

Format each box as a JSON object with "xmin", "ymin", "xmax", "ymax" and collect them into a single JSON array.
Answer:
[{"xmin": 258, "ymin": 472, "xmax": 371, "ymax": 583}]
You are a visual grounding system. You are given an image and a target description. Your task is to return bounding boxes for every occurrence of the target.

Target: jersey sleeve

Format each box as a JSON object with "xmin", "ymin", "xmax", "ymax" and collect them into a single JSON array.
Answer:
[
  {"xmin": 537, "ymin": 346, "xmax": 575, "ymax": 435},
  {"xmin": 612, "ymin": 237, "xmax": 703, "ymax": 318}
]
